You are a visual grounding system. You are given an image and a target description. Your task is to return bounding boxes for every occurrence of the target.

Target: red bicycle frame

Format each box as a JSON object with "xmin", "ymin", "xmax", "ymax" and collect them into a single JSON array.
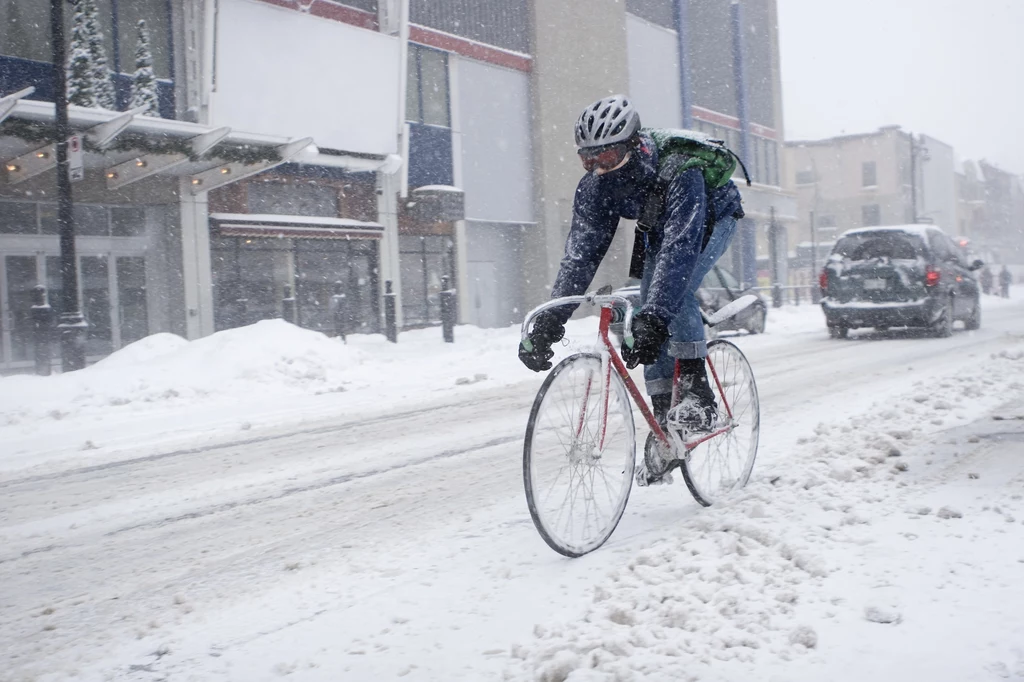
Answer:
[{"xmin": 582, "ymin": 305, "xmax": 734, "ymax": 453}]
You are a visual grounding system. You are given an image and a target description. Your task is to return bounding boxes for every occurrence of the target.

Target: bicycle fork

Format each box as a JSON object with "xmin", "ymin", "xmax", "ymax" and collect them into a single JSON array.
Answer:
[{"xmin": 574, "ymin": 350, "xmax": 614, "ymax": 454}]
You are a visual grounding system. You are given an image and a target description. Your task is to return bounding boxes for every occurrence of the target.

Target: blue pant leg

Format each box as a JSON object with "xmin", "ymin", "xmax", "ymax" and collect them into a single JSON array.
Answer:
[
  {"xmin": 667, "ymin": 216, "xmax": 738, "ymax": 352},
  {"xmin": 643, "ymin": 216, "xmax": 737, "ymax": 396}
]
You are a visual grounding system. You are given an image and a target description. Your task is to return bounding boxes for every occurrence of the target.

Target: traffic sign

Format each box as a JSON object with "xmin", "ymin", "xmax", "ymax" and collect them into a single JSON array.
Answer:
[{"xmin": 68, "ymin": 134, "xmax": 84, "ymax": 182}]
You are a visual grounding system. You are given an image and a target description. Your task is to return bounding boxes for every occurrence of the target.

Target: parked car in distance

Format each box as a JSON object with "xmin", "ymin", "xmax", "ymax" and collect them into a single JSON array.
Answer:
[
  {"xmin": 611, "ymin": 265, "xmax": 768, "ymax": 338},
  {"xmin": 819, "ymin": 225, "xmax": 983, "ymax": 339}
]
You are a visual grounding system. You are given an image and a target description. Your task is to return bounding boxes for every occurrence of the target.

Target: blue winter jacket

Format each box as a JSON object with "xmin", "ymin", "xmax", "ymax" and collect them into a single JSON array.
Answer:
[{"xmin": 549, "ymin": 131, "xmax": 744, "ymax": 324}]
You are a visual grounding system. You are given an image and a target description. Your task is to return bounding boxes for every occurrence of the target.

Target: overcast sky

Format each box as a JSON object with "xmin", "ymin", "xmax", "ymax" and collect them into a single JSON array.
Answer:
[{"xmin": 776, "ymin": 0, "xmax": 1024, "ymax": 174}]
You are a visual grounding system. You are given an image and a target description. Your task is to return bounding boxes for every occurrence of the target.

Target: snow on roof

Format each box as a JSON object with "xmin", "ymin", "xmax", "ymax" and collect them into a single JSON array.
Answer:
[
  {"xmin": 839, "ymin": 224, "xmax": 944, "ymax": 239},
  {"xmin": 210, "ymin": 213, "xmax": 382, "ymax": 229},
  {"xmin": 412, "ymin": 185, "xmax": 463, "ymax": 193}
]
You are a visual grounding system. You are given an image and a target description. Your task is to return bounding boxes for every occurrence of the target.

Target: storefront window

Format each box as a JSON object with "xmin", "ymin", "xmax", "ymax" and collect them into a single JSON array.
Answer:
[
  {"xmin": 81, "ymin": 256, "xmax": 113, "ymax": 357},
  {"xmin": 111, "ymin": 206, "xmax": 146, "ymax": 236},
  {"xmin": 117, "ymin": 256, "xmax": 148, "ymax": 345},
  {"xmin": 247, "ymin": 182, "xmax": 340, "ymax": 217},
  {"xmin": 75, "ymin": 205, "xmax": 110, "ymax": 236},
  {"xmin": 210, "ymin": 237, "xmax": 292, "ymax": 331},
  {"xmin": 4, "ymin": 256, "xmax": 37, "ymax": 362},
  {"xmin": 0, "ymin": 0, "xmax": 171, "ymax": 77},
  {"xmin": 116, "ymin": 0, "xmax": 172, "ymax": 79},
  {"xmin": 0, "ymin": 202, "xmax": 37, "ymax": 234},
  {"xmin": 211, "ymin": 235, "xmax": 380, "ymax": 335},
  {"xmin": 399, "ymin": 235, "xmax": 454, "ymax": 326}
]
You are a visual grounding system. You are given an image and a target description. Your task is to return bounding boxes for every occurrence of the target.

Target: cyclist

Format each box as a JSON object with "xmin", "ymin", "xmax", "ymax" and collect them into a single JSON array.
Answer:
[{"xmin": 518, "ymin": 95, "xmax": 745, "ymax": 446}]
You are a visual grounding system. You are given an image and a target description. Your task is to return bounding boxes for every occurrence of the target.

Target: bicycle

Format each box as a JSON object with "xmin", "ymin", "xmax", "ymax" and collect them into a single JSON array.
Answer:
[{"xmin": 521, "ymin": 288, "xmax": 760, "ymax": 557}]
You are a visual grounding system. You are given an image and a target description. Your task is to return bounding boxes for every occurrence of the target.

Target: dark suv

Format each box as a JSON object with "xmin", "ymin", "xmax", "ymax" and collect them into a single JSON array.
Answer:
[{"xmin": 820, "ymin": 225, "xmax": 983, "ymax": 338}]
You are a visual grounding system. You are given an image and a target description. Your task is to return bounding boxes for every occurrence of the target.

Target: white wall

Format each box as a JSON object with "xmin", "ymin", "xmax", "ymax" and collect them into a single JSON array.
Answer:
[
  {"xmin": 920, "ymin": 135, "xmax": 957, "ymax": 234},
  {"xmin": 455, "ymin": 58, "xmax": 534, "ymax": 223},
  {"xmin": 625, "ymin": 14, "xmax": 682, "ymax": 130},
  {"xmin": 211, "ymin": 0, "xmax": 400, "ymax": 156}
]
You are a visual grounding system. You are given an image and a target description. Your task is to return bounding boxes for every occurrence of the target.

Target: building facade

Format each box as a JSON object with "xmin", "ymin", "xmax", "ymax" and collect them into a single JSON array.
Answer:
[
  {"xmin": 526, "ymin": 0, "xmax": 796, "ymax": 303},
  {"xmin": 1, "ymin": 0, "xmax": 792, "ymax": 372},
  {"xmin": 783, "ymin": 126, "xmax": 960, "ymax": 262},
  {"xmin": 959, "ymin": 160, "xmax": 1024, "ymax": 266},
  {"xmin": 0, "ymin": 0, "xmax": 400, "ymax": 373}
]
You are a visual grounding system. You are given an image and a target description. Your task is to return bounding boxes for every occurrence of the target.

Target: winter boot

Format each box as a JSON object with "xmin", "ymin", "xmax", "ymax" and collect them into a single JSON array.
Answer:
[
  {"xmin": 651, "ymin": 393, "xmax": 672, "ymax": 428},
  {"xmin": 638, "ymin": 393, "xmax": 674, "ymax": 486},
  {"xmin": 667, "ymin": 359, "xmax": 718, "ymax": 434}
]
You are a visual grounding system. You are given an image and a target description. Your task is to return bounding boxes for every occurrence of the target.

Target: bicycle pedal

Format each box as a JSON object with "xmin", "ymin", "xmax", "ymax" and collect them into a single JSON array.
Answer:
[{"xmin": 635, "ymin": 464, "xmax": 674, "ymax": 487}]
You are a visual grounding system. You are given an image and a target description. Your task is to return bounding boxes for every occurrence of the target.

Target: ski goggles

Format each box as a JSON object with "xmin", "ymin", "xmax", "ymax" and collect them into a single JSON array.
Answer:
[{"xmin": 578, "ymin": 143, "xmax": 630, "ymax": 173}]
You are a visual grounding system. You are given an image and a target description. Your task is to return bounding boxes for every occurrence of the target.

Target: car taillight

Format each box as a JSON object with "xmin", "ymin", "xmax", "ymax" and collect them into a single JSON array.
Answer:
[
  {"xmin": 926, "ymin": 267, "xmax": 940, "ymax": 286},
  {"xmin": 819, "ymin": 270, "xmax": 828, "ymax": 290}
]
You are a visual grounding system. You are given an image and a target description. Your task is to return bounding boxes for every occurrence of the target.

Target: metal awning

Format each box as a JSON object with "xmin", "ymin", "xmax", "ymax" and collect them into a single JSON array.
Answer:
[
  {"xmin": 1, "ymin": 93, "xmax": 401, "ymax": 193},
  {"xmin": 210, "ymin": 213, "xmax": 384, "ymax": 240}
]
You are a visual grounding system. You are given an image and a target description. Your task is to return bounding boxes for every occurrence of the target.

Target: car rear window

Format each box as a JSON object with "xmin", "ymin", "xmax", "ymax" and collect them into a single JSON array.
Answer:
[{"xmin": 832, "ymin": 232, "xmax": 925, "ymax": 261}]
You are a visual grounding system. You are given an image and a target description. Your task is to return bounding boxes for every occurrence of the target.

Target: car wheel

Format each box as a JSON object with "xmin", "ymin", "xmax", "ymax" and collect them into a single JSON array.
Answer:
[
  {"xmin": 965, "ymin": 299, "xmax": 981, "ymax": 330},
  {"xmin": 931, "ymin": 297, "xmax": 954, "ymax": 338},
  {"xmin": 746, "ymin": 305, "xmax": 766, "ymax": 334},
  {"xmin": 828, "ymin": 324, "xmax": 848, "ymax": 339}
]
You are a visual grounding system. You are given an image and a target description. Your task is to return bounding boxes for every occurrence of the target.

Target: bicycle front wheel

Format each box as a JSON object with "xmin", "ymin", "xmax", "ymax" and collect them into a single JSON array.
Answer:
[
  {"xmin": 682, "ymin": 339, "xmax": 760, "ymax": 507},
  {"xmin": 524, "ymin": 353, "xmax": 636, "ymax": 557}
]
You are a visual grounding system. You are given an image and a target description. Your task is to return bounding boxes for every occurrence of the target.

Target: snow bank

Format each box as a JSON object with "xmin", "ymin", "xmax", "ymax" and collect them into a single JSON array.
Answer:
[
  {"xmin": 0, "ymin": 317, "xmax": 602, "ymax": 462},
  {"xmin": 505, "ymin": 341, "xmax": 1024, "ymax": 681},
  {"xmin": 0, "ymin": 321, "xmax": 367, "ymax": 425}
]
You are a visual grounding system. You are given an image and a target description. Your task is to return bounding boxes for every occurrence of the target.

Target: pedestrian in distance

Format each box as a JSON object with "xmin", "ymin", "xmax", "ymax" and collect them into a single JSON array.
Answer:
[
  {"xmin": 980, "ymin": 265, "xmax": 993, "ymax": 295},
  {"xmin": 999, "ymin": 265, "xmax": 1012, "ymax": 298}
]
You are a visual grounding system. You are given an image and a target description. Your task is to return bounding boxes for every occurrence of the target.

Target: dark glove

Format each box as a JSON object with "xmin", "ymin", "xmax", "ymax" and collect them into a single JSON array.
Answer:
[
  {"xmin": 621, "ymin": 310, "xmax": 669, "ymax": 369},
  {"xmin": 519, "ymin": 313, "xmax": 565, "ymax": 372}
]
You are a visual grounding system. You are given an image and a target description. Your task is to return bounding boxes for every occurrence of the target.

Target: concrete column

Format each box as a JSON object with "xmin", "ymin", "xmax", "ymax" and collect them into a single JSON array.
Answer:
[
  {"xmin": 527, "ymin": 0, "xmax": 631, "ymax": 310},
  {"xmin": 179, "ymin": 179, "xmax": 215, "ymax": 339},
  {"xmin": 448, "ymin": 55, "xmax": 472, "ymax": 323},
  {"xmin": 376, "ymin": 170, "xmax": 404, "ymax": 329}
]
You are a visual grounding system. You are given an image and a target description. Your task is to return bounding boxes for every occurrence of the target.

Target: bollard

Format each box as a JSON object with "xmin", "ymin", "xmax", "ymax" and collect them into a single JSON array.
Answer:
[
  {"xmin": 771, "ymin": 283, "xmax": 783, "ymax": 308},
  {"xmin": 384, "ymin": 280, "xmax": 398, "ymax": 343},
  {"xmin": 439, "ymin": 275, "xmax": 456, "ymax": 343},
  {"xmin": 331, "ymin": 281, "xmax": 347, "ymax": 342},
  {"xmin": 281, "ymin": 285, "xmax": 297, "ymax": 325},
  {"xmin": 30, "ymin": 285, "xmax": 54, "ymax": 376},
  {"xmin": 793, "ymin": 284, "xmax": 801, "ymax": 306}
]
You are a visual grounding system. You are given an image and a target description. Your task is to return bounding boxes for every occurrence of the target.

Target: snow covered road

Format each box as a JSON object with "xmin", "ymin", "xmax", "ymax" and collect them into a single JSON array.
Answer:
[{"xmin": 2, "ymin": 297, "xmax": 1024, "ymax": 681}]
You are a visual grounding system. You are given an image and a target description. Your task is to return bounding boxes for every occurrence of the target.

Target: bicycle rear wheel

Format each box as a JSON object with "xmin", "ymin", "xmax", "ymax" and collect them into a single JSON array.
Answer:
[
  {"xmin": 681, "ymin": 339, "xmax": 759, "ymax": 507},
  {"xmin": 524, "ymin": 353, "xmax": 635, "ymax": 557}
]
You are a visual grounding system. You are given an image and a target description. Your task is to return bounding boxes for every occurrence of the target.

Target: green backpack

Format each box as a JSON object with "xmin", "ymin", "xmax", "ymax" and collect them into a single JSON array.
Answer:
[
  {"xmin": 646, "ymin": 127, "xmax": 747, "ymax": 190},
  {"xmin": 629, "ymin": 128, "xmax": 750, "ymax": 279}
]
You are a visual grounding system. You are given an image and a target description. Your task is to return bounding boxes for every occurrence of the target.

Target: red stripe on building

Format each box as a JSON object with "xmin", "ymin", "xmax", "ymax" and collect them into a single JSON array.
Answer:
[
  {"xmin": 255, "ymin": 0, "xmax": 298, "ymax": 9},
  {"xmin": 251, "ymin": 0, "xmax": 532, "ymax": 72},
  {"xmin": 692, "ymin": 106, "xmax": 777, "ymax": 141},
  {"xmin": 409, "ymin": 26, "xmax": 532, "ymax": 72},
  {"xmin": 309, "ymin": 0, "xmax": 377, "ymax": 30}
]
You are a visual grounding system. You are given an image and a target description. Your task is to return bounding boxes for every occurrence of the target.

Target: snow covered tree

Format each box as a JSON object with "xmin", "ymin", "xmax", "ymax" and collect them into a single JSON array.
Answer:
[
  {"xmin": 67, "ymin": 0, "xmax": 115, "ymax": 110},
  {"xmin": 66, "ymin": 1, "xmax": 96, "ymax": 107},
  {"xmin": 84, "ymin": 0, "xmax": 116, "ymax": 110},
  {"xmin": 130, "ymin": 20, "xmax": 159, "ymax": 116}
]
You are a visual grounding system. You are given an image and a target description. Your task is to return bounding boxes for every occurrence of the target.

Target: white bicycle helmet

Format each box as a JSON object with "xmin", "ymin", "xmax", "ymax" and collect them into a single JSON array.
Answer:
[{"xmin": 574, "ymin": 95, "xmax": 642, "ymax": 149}]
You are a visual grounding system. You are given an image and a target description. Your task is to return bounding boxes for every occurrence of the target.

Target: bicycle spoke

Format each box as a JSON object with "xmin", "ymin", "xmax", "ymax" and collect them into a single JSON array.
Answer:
[
  {"xmin": 684, "ymin": 341, "xmax": 759, "ymax": 506},
  {"xmin": 525, "ymin": 354, "xmax": 635, "ymax": 556}
]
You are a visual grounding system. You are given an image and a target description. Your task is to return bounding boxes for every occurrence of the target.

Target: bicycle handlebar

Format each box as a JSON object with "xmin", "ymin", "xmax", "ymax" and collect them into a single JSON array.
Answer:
[{"xmin": 520, "ymin": 291, "xmax": 636, "ymax": 351}]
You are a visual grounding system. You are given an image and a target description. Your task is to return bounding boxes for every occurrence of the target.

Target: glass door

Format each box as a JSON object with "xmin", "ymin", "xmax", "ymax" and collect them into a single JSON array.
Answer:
[
  {"xmin": 2, "ymin": 255, "xmax": 41, "ymax": 364},
  {"xmin": 116, "ymin": 257, "xmax": 148, "ymax": 346},
  {"xmin": 80, "ymin": 256, "xmax": 113, "ymax": 357}
]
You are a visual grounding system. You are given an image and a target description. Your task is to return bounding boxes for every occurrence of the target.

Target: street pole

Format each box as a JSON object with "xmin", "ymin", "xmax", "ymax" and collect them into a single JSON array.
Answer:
[
  {"xmin": 910, "ymin": 134, "xmax": 918, "ymax": 223},
  {"xmin": 51, "ymin": 0, "xmax": 88, "ymax": 371},
  {"xmin": 810, "ymin": 210, "xmax": 821, "ymax": 304}
]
